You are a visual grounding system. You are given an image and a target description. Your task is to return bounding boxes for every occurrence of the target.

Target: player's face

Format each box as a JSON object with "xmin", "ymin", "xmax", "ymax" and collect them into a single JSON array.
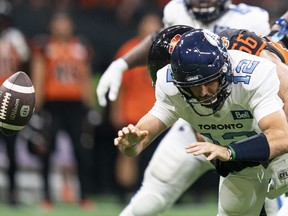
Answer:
[{"xmin": 189, "ymin": 79, "xmax": 220, "ymax": 105}]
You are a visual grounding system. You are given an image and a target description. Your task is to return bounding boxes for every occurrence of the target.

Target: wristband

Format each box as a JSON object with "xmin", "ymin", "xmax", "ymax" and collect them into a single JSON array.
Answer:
[
  {"xmin": 228, "ymin": 133, "xmax": 270, "ymax": 162},
  {"xmin": 227, "ymin": 146, "xmax": 236, "ymax": 161}
]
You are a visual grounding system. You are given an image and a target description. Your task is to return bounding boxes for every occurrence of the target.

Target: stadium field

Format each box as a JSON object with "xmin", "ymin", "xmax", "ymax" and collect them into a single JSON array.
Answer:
[{"xmin": 0, "ymin": 195, "xmax": 218, "ymax": 216}]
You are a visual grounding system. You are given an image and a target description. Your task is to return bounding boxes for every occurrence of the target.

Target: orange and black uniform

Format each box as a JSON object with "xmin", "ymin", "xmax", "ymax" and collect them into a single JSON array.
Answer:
[
  {"xmin": 32, "ymin": 35, "xmax": 92, "ymax": 201},
  {"xmin": 218, "ymin": 28, "xmax": 288, "ymax": 64},
  {"xmin": 114, "ymin": 37, "xmax": 156, "ymax": 124}
]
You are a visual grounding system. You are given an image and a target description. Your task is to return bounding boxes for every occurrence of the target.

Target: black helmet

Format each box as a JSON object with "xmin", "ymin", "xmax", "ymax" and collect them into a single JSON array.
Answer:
[
  {"xmin": 171, "ymin": 28, "xmax": 232, "ymax": 116},
  {"xmin": 184, "ymin": 0, "xmax": 231, "ymax": 23},
  {"xmin": 148, "ymin": 25, "xmax": 194, "ymax": 87}
]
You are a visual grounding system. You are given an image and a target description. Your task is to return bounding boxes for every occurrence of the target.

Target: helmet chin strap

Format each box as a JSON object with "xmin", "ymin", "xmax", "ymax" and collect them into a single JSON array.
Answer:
[
  {"xmin": 188, "ymin": 102, "xmax": 218, "ymax": 117},
  {"xmin": 198, "ymin": 96, "xmax": 218, "ymax": 106},
  {"xmin": 185, "ymin": 89, "xmax": 227, "ymax": 116}
]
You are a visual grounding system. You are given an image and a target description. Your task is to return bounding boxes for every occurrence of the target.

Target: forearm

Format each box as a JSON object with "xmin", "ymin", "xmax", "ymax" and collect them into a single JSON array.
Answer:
[
  {"xmin": 123, "ymin": 34, "xmax": 154, "ymax": 68},
  {"xmin": 264, "ymin": 127, "xmax": 288, "ymax": 159},
  {"xmin": 115, "ymin": 113, "xmax": 167, "ymax": 157},
  {"xmin": 260, "ymin": 111, "xmax": 288, "ymax": 159}
]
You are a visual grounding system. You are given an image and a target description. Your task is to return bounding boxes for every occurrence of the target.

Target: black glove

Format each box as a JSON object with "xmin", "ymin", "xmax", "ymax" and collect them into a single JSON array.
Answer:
[{"xmin": 211, "ymin": 159, "xmax": 262, "ymax": 177}]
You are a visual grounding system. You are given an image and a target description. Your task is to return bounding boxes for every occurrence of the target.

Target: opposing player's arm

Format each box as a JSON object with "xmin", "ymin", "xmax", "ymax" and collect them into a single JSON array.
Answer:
[
  {"xmin": 114, "ymin": 113, "xmax": 167, "ymax": 157},
  {"xmin": 123, "ymin": 34, "xmax": 154, "ymax": 68},
  {"xmin": 96, "ymin": 33, "xmax": 156, "ymax": 107},
  {"xmin": 259, "ymin": 49, "xmax": 288, "ymax": 120}
]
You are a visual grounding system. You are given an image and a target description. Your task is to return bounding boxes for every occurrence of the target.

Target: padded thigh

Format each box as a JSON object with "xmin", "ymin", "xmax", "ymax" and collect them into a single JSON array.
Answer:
[{"xmin": 218, "ymin": 166, "xmax": 269, "ymax": 216}]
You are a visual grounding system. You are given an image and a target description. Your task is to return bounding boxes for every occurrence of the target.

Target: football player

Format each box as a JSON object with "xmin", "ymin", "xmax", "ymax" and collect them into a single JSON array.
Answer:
[
  {"xmin": 115, "ymin": 28, "xmax": 288, "ymax": 216},
  {"xmin": 96, "ymin": 1, "xmax": 277, "ymax": 216},
  {"xmin": 119, "ymin": 25, "xmax": 288, "ymax": 216},
  {"xmin": 96, "ymin": 1, "xmax": 278, "ymax": 216}
]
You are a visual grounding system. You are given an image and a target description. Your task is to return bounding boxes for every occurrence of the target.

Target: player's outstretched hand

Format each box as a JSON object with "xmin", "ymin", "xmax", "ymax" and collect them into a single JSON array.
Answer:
[
  {"xmin": 185, "ymin": 142, "xmax": 230, "ymax": 161},
  {"xmin": 114, "ymin": 124, "xmax": 148, "ymax": 149},
  {"xmin": 96, "ymin": 58, "xmax": 128, "ymax": 107}
]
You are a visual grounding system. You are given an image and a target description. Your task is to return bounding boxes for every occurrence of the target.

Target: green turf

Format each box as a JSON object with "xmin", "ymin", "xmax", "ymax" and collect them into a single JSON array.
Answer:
[{"xmin": 0, "ymin": 195, "xmax": 218, "ymax": 216}]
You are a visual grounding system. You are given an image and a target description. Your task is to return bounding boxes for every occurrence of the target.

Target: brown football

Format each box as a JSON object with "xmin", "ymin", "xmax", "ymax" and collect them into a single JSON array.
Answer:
[{"xmin": 0, "ymin": 71, "xmax": 35, "ymax": 136}]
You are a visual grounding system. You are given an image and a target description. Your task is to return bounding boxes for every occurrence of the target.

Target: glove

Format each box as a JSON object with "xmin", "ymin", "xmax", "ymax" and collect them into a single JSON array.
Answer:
[
  {"xmin": 211, "ymin": 159, "xmax": 261, "ymax": 177},
  {"xmin": 267, "ymin": 153, "xmax": 288, "ymax": 199},
  {"xmin": 96, "ymin": 58, "xmax": 128, "ymax": 107}
]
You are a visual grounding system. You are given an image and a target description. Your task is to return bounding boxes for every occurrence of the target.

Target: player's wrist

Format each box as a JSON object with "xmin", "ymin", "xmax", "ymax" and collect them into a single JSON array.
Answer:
[
  {"xmin": 227, "ymin": 146, "xmax": 236, "ymax": 161},
  {"xmin": 115, "ymin": 58, "xmax": 129, "ymax": 72},
  {"xmin": 227, "ymin": 133, "xmax": 270, "ymax": 162}
]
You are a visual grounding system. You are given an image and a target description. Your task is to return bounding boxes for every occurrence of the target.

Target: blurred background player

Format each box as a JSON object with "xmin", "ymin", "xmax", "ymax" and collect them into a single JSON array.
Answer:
[
  {"xmin": 30, "ymin": 10, "xmax": 95, "ymax": 210},
  {"xmin": 96, "ymin": 1, "xmax": 284, "ymax": 216},
  {"xmin": 109, "ymin": 12, "xmax": 162, "ymax": 203},
  {"xmin": 0, "ymin": 0, "xmax": 30, "ymax": 206},
  {"xmin": 269, "ymin": 10, "xmax": 288, "ymax": 48}
]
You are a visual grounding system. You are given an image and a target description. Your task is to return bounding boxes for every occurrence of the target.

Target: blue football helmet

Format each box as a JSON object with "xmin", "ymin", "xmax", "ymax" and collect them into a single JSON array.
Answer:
[
  {"xmin": 184, "ymin": 0, "xmax": 231, "ymax": 23},
  {"xmin": 171, "ymin": 28, "xmax": 232, "ymax": 116}
]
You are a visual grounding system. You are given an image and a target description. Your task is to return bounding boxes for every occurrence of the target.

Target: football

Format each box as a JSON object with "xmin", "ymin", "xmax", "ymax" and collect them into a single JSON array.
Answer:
[{"xmin": 0, "ymin": 71, "xmax": 35, "ymax": 136}]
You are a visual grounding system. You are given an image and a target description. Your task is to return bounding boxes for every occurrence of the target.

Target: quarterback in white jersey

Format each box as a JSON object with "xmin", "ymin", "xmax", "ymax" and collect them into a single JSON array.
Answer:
[
  {"xmin": 114, "ymin": 29, "xmax": 288, "ymax": 216},
  {"xmin": 96, "ymin": 1, "xmax": 279, "ymax": 215},
  {"xmin": 113, "ymin": 2, "xmax": 276, "ymax": 216}
]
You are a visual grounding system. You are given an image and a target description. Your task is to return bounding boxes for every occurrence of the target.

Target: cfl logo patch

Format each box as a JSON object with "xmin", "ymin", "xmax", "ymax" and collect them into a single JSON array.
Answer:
[
  {"xmin": 277, "ymin": 169, "xmax": 288, "ymax": 181},
  {"xmin": 20, "ymin": 105, "xmax": 30, "ymax": 117}
]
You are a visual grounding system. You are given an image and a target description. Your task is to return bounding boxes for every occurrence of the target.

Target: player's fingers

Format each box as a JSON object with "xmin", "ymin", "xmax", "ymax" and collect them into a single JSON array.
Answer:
[
  {"xmin": 118, "ymin": 130, "xmax": 124, "ymax": 137},
  {"xmin": 114, "ymin": 137, "xmax": 120, "ymax": 146},
  {"xmin": 97, "ymin": 95, "xmax": 107, "ymax": 107},
  {"xmin": 122, "ymin": 127, "xmax": 130, "ymax": 134},
  {"xmin": 138, "ymin": 130, "xmax": 148, "ymax": 140},
  {"xmin": 206, "ymin": 153, "xmax": 216, "ymax": 161},
  {"xmin": 108, "ymin": 83, "xmax": 121, "ymax": 101},
  {"xmin": 185, "ymin": 145, "xmax": 200, "ymax": 153},
  {"xmin": 127, "ymin": 124, "xmax": 136, "ymax": 133},
  {"xmin": 96, "ymin": 84, "xmax": 108, "ymax": 107}
]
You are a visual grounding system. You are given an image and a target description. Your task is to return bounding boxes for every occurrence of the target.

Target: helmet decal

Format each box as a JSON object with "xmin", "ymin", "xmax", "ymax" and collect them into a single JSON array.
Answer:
[
  {"xmin": 148, "ymin": 25, "xmax": 194, "ymax": 87},
  {"xmin": 203, "ymin": 29, "xmax": 220, "ymax": 46},
  {"xmin": 169, "ymin": 34, "xmax": 181, "ymax": 54}
]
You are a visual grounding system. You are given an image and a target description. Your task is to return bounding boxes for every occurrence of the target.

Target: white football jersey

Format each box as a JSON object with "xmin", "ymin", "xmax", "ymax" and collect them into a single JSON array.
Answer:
[
  {"xmin": 163, "ymin": 0, "xmax": 270, "ymax": 35},
  {"xmin": 149, "ymin": 50, "xmax": 283, "ymax": 146}
]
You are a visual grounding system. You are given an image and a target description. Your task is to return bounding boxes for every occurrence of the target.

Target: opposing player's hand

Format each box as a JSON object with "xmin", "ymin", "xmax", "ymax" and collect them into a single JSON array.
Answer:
[
  {"xmin": 114, "ymin": 124, "xmax": 149, "ymax": 149},
  {"xmin": 96, "ymin": 58, "xmax": 128, "ymax": 107},
  {"xmin": 185, "ymin": 142, "xmax": 230, "ymax": 161}
]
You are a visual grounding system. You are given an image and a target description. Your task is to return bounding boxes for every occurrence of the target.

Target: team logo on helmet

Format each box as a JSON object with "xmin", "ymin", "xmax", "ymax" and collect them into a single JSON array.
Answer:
[
  {"xmin": 203, "ymin": 29, "xmax": 220, "ymax": 46},
  {"xmin": 169, "ymin": 34, "xmax": 181, "ymax": 54},
  {"xmin": 221, "ymin": 36, "xmax": 230, "ymax": 49}
]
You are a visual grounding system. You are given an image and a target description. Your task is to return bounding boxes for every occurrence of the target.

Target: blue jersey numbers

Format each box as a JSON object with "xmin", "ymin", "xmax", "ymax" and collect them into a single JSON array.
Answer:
[{"xmin": 233, "ymin": 59, "xmax": 259, "ymax": 84}]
